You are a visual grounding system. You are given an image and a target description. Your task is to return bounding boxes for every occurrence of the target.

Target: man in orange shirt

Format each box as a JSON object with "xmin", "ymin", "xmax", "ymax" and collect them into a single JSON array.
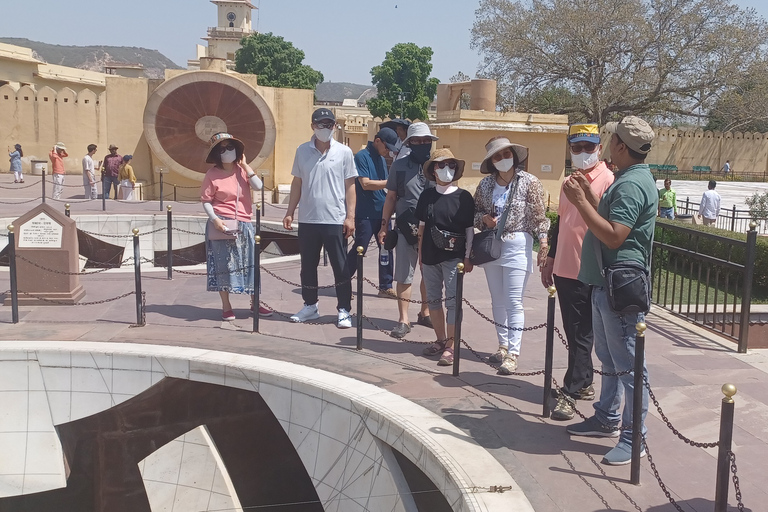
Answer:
[
  {"xmin": 49, "ymin": 142, "xmax": 68, "ymax": 200},
  {"xmin": 541, "ymin": 124, "xmax": 614, "ymax": 420}
]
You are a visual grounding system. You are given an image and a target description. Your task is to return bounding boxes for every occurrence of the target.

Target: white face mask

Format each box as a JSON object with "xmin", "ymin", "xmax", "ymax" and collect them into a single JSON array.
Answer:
[
  {"xmin": 394, "ymin": 139, "xmax": 403, "ymax": 152},
  {"xmin": 571, "ymin": 150, "xmax": 600, "ymax": 170},
  {"xmin": 495, "ymin": 158, "xmax": 515, "ymax": 173},
  {"xmin": 314, "ymin": 128, "xmax": 334, "ymax": 143},
  {"xmin": 220, "ymin": 149, "xmax": 237, "ymax": 164},
  {"xmin": 435, "ymin": 167, "xmax": 455, "ymax": 183}
]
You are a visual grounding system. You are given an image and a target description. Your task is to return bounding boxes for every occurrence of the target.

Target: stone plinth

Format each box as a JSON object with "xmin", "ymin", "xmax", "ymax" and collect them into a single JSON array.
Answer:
[{"xmin": 4, "ymin": 203, "xmax": 85, "ymax": 305}]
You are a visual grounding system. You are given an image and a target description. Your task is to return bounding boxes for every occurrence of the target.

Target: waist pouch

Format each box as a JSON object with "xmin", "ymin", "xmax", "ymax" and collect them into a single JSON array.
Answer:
[
  {"xmin": 395, "ymin": 208, "xmax": 420, "ymax": 245},
  {"xmin": 430, "ymin": 225, "xmax": 465, "ymax": 253},
  {"xmin": 603, "ymin": 261, "xmax": 651, "ymax": 314}
]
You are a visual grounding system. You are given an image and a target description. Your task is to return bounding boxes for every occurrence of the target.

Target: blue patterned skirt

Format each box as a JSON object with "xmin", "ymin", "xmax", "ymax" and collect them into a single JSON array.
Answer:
[{"xmin": 205, "ymin": 218, "xmax": 255, "ymax": 294}]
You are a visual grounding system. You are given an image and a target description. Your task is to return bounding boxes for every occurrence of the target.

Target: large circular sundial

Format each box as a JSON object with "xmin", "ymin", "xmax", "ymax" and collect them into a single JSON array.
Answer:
[{"xmin": 143, "ymin": 71, "xmax": 276, "ymax": 180}]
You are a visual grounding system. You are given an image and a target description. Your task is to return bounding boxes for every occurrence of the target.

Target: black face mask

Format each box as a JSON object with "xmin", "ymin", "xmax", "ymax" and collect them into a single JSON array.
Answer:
[{"xmin": 409, "ymin": 144, "xmax": 431, "ymax": 165}]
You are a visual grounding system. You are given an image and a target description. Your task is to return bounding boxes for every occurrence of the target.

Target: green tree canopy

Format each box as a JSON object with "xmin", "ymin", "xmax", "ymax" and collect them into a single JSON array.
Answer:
[
  {"xmin": 471, "ymin": 0, "xmax": 768, "ymax": 125},
  {"xmin": 368, "ymin": 43, "xmax": 440, "ymax": 121},
  {"xmin": 235, "ymin": 32, "xmax": 323, "ymax": 90},
  {"xmin": 706, "ymin": 60, "xmax": 768, "ymax": 133}
]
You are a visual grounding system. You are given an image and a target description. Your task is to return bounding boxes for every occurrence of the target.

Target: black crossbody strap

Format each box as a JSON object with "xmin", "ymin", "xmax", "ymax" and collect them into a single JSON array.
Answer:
[{"xmin": 495, "ymin": 175, "xmax": 520, "ymax": 241}]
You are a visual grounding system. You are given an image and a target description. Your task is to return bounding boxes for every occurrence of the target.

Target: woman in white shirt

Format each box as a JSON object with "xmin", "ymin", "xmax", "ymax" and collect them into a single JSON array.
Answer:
[{"xmin": 472, "ymin": 137, "xmax": 550, "ymax": 374}]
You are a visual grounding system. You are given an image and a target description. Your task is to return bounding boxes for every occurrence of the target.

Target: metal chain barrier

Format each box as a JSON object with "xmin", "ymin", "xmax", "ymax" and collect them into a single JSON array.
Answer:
[
  {"xmin": 458, "ymin": 338, "xmax": 548, "ymax": 376},
  {"xmin": 644, "ymin": 376, "xmax": 719, "ymax": 448},
  {"xmin": 79, "ymin": 227, "xmax": 168, "ymax": 238},
  {"xmin": 0, "ymin": 181, "xmax": 39, "ymax": 190},
  {"xmin": 16, "ymin": 290, "xmax": 136, "ymax": 306},
  {"xmin": 360, "ymin": 313, "xmax": 432, "ymax": 345},
  {"xmin": 644, "ymin": 437, "xmax": 687, "ymax": 512},
  {"xmin": 15, "ymin": 254, "xmax": 135, "ymax": 275},
  {"xmin": 584, "ymin": 453, "xmax": 643, "ymax": 512},
  {"xmin": 49, "ymin": 197, "xmax": 95, "ymax": 203},
  {"xmin": 140, "ymin": 256, "xmax": 254, "ymax": 277},
  {"xmin": 361, "ymin": 276, "xmax": 452, "ymax": 304},
  {"xmin": 0, "ymin": 197, "xmax": 40, "ymax": 204},
  {"xmin": 462, "ymin": 297, "xmax": 547, "ymax": 332},
  {"xmin": 560, "ymin": 452, "xmax": 613, "ymax": 510},
  {"xmin": 728, "ymin": 451, "xmax": 745, "ymax": 511},
  {"xmin": 173, "ymin": 227, "xmax": 205, "ymax": 236},
  {"xmin": 262, "ymin": 266, "xmax": 353, "ymax": 290}
]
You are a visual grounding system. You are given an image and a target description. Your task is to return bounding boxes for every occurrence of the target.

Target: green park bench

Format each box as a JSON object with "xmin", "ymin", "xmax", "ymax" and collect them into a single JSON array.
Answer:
[{"xmin": 692, "ymin": 165, "xmax": 712, "ymax": 173}]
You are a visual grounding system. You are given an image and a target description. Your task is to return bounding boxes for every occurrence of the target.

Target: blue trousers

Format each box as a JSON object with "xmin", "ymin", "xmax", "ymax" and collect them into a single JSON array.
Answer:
[
  {"xmin": 103, "ymin": 175, "xmax": 119, "ymax": 199},
  {"xmin": 591, "ymin": 286, "xmax": 649, "ymax": 445},
  {"xmin": 346, "ymin": 218, "xmax": 393, "ymax": 290}
]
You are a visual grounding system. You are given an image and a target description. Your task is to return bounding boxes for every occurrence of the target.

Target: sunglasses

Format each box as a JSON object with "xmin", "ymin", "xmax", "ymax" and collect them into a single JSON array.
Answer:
[
  {"xmin": 315, "ymin": 121, "xmax": 335, "ymax": 129},
  {"xmin": 217, "ymin": 144, "xmax": 237, "ymax": 154},
  {"xmin": 435, "ymin": 161, "xmax": 458, "ymax": 170},
  {"xmin": 570, "ymin": 142, "xmax": 598, "ymax": 154}
]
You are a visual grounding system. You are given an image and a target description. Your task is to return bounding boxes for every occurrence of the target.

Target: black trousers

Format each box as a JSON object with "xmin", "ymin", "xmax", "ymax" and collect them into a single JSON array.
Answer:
[
  {"xmin": 298, "ymin": 223, "xmax": 352, "ymax": 311},
  {"xmin": 554, "ymin": 274, "xmax": 594, "ymax": 397}
]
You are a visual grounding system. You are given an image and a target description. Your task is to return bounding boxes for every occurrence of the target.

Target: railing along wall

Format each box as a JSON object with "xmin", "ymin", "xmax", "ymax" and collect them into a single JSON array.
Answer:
[
  {"xmin": 676, "ymin": 197, "xmax": 765, "ymax": 233},
  {"xmin": 652, "ymin": 220, "xmax": 757, "ymax": 353}
]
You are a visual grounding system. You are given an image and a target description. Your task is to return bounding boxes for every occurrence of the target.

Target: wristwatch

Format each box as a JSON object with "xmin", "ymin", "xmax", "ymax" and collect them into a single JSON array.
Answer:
[{"xmin": 247, "ymin": 173, "xmax": 256, "ymax": 179}]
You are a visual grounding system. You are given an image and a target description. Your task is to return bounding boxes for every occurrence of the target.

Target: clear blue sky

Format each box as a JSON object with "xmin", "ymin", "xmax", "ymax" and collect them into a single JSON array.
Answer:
[{"xmin": 1, "ymin": 0, "xmax": 766, "ymax": 85}]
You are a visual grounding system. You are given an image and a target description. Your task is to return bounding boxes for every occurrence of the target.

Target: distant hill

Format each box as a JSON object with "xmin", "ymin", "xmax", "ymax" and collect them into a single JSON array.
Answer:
[
  {"xmin": 316, "ymin": 82, "xmax": 376, "ymax": 104},
  {"xmin": 0, "ymin": 37, "xmax": 181, "ymax": 79}
]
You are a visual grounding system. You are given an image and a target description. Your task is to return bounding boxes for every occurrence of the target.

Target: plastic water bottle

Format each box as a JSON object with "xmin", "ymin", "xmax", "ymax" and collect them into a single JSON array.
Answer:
[{"xmin": 379, "ymin": 250, "xmax": 390, "ymax": 266}]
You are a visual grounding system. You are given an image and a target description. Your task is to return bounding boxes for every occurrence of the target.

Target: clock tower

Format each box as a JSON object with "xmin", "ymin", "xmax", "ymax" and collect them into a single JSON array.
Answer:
[{"xmin": 189, "ymin": 0, "xmax": 257, "ymax": 69}]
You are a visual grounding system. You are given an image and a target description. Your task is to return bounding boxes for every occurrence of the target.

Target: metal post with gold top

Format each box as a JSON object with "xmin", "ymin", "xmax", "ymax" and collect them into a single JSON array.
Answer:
[
  {"xmin": 64, "ymin": 203, "xmax": 70, "ymax": 217},
  {"xmin": 132, "ymin": 228, "xmax": 144, "ymax": 326},
  {"xmin": 253, "ymin": 234, "xmax": 262, "ymax": 333},
  {"xmin": 7, "ymin": 225, "xmax": 18, "ymax": 323},
  {"xmin": 630, "ymin": 321, "xmax": 647, "ymax": 484},
  {"xmin": 714, "ymin": 383, "xmax": 737, "ymax": 512},
  {"xmin": 166, "ymin": 205, "xmax": 173, "ymax": 280},
  {"xmin": 543, "ymin": 285, "xmax": 556, "ymax": 417},
  {"xmin": 255, "ymin": 203, "xmax": 261, "ymax": 237},
  {"xmin": 356, "ymin": 246, "xmax": 364, "ymax": 350},
  {"xmin": 452, "ymin": 262, "xmax": 465, "ymax": 377}
]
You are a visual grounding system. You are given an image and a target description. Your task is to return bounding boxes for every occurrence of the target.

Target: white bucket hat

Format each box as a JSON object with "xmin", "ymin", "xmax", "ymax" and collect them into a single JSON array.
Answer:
[
  {"xmin": 403, "ymin": 122, "xmax": 438, "ymax": 144},
  {"xmin": 480, "ymin": 137, "xmax": 528, "ymax": 174}
]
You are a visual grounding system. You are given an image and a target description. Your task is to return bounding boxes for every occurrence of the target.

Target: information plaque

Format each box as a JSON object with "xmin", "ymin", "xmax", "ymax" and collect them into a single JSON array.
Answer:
[{"xmin": 18, "ymin": 212, "xmax": 63, "ymax": 248}]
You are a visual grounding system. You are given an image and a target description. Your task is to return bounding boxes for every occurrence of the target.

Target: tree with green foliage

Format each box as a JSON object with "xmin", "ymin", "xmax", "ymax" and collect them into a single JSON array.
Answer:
[
  {"xmin": 235, "ymin": 32, "xmax": 323, "ymax": 90},
  {"xmin": 706, "ymin": 60, "xmax": 768, "ymax": 133},
  {"xmin": 471, "ymin": 0, "xmax": 768, "ymax": 124},
  {"xmin": 368, "ymin": 43, "xmax": 440, "ymax": 121}
]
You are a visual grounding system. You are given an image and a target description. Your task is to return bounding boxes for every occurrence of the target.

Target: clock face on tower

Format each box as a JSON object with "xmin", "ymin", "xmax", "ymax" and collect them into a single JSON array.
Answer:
[{"xmin": 227, "ymin": 11, "xmax": 236, "ymax": 22}]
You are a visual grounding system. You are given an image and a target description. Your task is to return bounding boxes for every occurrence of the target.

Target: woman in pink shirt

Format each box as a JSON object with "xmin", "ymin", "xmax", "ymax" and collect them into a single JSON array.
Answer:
[
  {"xmin": 49, "ymin": 142, "xmax": 68, "ymax": 200},
  {"xmin": 200, "ymin": 132, "xmax": 271, "ymax": 321}
]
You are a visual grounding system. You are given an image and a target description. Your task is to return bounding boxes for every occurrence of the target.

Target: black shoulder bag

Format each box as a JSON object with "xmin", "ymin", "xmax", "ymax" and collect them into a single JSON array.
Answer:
[
  {"xmin": 593, "ymin": 237, "xmax": 651, "ymax": 314},
  {"xmin": 470, "ymin": 176, "xmax": 519, "ymax": 265}
]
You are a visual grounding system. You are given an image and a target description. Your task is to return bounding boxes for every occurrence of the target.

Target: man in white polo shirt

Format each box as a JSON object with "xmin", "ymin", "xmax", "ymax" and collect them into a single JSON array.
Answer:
[{"xmin": 283, "ymin": 108, "xmax": 358, "ymax": 328}]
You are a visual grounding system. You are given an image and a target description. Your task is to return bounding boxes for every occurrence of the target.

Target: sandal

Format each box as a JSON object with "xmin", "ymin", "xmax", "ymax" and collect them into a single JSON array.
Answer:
[
  {"xmin": 422, "ymin": 340, "xmax": 446, "ymax": 357},
  {"xmin": 437, "ymin": 347, "xmax": 454, "ymax": 366}
]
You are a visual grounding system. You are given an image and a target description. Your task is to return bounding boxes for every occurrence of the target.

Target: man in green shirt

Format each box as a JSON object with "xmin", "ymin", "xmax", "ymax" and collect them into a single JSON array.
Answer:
[
  {"xmin": 561, "ymin": 116, "xmax": 658, "ymax": 466},
  {"xmin": 658, "ymin": 178, "xmax": 676, "ymax": 219}
]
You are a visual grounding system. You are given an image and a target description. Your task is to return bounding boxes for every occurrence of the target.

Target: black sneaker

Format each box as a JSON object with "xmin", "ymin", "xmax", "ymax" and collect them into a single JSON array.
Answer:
[
  {"xmin": 551, "ymin": 394, "xmax": 576, "ymax": 421},
  {"xmin": 577, "ymin": 385, "xmax": 596, "ymax": 400},
  {"xmin": 417, "ymin": 312, "xmax": 434, "ymax": 329},
  {"xmin": 390, "ymin": 322, "xmax": 411, "ymax": 339},
  {"xmin": 566, "ymin": 416, "xmax": 619, "ymax": 437}
]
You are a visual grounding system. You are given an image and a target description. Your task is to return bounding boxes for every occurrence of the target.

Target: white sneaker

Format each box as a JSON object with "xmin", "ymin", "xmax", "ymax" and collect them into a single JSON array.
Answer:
[
  {"xmin": 337, "ymin": 308, "xmax": 352, "ymax": 329},
  {"xmin": 290, "ymin": 303, "xmax": 319, "ymax": 323}
]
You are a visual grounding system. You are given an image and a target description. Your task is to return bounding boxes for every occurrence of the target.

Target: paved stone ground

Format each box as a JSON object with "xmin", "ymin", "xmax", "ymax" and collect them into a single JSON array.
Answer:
[{"xmin": 0, "ymin": 173, "xmax": 765, "ymax": 511}]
